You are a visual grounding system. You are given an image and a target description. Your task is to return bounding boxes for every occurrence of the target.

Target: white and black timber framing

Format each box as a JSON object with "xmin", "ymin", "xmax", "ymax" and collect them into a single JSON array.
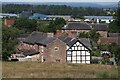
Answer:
[{"xmin": 66, "ymin": 40, "xmax": 91, "ymax": 64}]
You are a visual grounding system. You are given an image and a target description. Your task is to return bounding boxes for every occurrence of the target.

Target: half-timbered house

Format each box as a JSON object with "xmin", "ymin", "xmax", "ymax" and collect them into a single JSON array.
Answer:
[{"xmin": 59, "ymin": 37, "xmax": 91, "ymax": 64}]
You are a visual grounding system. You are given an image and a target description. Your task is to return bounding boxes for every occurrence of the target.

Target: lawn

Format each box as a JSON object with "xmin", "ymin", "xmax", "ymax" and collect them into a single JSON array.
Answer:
[{"xmin": 2, "ymin": 62, "xmax": 118, "ymax": 78}]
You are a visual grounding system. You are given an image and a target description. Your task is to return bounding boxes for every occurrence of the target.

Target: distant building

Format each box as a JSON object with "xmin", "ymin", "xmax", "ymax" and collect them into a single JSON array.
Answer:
[
  {"xmin": 29, "ymin": 13, "xmax": 47, "ymax": 20},
  {"xmin": 84, "ymin": 16, "xmax": 114, "ymax": 23},
  {"xmin": 4, "ymin": 19, "xmax": 14, "ymax": 27},
  {"xmin": 47, "ymin": 15, "xmax": 72, "ymax": 21},
  {"xmin": 19, "ymin": 11, "xmax": 33, "ymax": 18},
  {"xmin": 56, "ymin": 22, "xmax": 91, "ymax": 38},
  {"xmin": 56, "ymin": 22, "xmax": 108, "ymax": 38},
  {"xmin": 0, "ymin": 13, "xmax": 18, "ymax": 19},
  {"xmin": 91, "ymin": 23, "xmax": 108, "ymax": 38},
  {"xmin": 98, "ymin": 33, "xmax": 120, "ymax": 46}
]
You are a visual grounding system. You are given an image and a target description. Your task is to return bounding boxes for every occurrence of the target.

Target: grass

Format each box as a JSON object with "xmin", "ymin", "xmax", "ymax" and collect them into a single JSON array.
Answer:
[{"xmin": 2, "ymin": 62, "xmax": 118, "ymax": 78}]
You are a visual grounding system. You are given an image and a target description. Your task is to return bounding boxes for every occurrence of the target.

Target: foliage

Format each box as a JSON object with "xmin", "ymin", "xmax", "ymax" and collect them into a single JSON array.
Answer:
[
  {"xmin": 101, "ymin": 57, "xmax": 110, "ymax": 64},
  {"xmin": 37, "ymin": 21, "xmax": 50, "ymax": 33},
  {"xmin": 109, "ymin": 20, "xmax": 120, "ymax": 33},
  {"xmin": 89, "ymin": 29, "xmax": 100, "ymax": 42},
  {"xmin": 109, "ymin": 43, "xmax": 120, "ymax": 65},
  {"xmin": 91, "ymin": 59, "xmax": 99, "ymax": 64},
  {"xmin": 2, "ymin": 4, "xmax": 107, "ymax": 17},
  {"xmin": 79, "ymin": 30, "xmax": 100, "ymax": 42},
  {"xmin": 79, "ymin": 32, "xmax": 89, "ymax": 38},
  {"xmin": 96, "ymin": 71, "xmax": 109, "ymax": 78},
  {"xmin": 92, "ymin": 50, "xmax": 100, "ymax": 56},
  {"xmin": 2, "ymin": 26, "xmax": 22, "ymax": 61},
  {"xmin": 109, "ymin": 5, "xmax": 120, "ymax": 33},
  {"xmin": 13, "ymin": 18, "xmax": 37, "ymax": 33},
  {"xmin": 48, "ymin": 18, "xmax": 66, "ymax": 33}
]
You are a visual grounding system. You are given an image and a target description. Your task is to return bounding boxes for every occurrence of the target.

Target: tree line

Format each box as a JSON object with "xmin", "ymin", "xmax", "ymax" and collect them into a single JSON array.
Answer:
[{"xmin": 2, "ymin": 4, "xmax": 107, "ymax": 18}]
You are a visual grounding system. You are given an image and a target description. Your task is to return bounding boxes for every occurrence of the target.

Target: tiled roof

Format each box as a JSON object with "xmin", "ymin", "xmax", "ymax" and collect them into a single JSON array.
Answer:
[
  {"xmin": 59, "ymin": 36, "xmax": 92, "ymax": 50},
  {"xmin": 23, "ymin": 50, "xmax": 39, "ymax": 56},
  {"xmin": 109, "ymin": 33, "xmax": 120, "ymax": 37},
  {"xmin": 62, "ymin": 22, "xmax": 91, "ymax": 30},
  {"xmin": 17, "ymin": 34, "xmax": 29, "ymax": 38},
  {"xmin": 91, "ymin": 24, "xmax": 108, "ymax": 31},
  {"xmin": 23, "ymin": 31, "xmax": 55, "ymax": 45}
]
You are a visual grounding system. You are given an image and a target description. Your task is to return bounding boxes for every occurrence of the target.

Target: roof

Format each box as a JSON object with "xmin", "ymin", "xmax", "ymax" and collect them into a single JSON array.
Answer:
[
  {"xmin": 17, "ymin": 34, "xmax": 29, "ymax": 38},
  {"xmin": 4, "ymin": 19, "xmax": 14, "ymax": 25},
  {"xmin": 29, "ymin": 13, "xmax": 47, "ymax": 19},
  {"xmin": 23, "ymin": 31, "xmax": 55, "ymax": 45},
  {"xmin": 91, "ymin": 24, "xmax": 108, "ymax": 31},
  {"xmin": 62, "ymin": 22, "xmax": 91, "ymax": 30},
  {"xmin": 84, "ymin": 16, "xmax": 113, "ymax": 20},
  {"xmin": 23, "ymin": 50, "xmax": 39, "ymax": 56},
  {"xmin": 109, "ymin": 33, "xmax": 120, "ymax": 37},
  {"xmin": 98, "ymin": 37, "xmax": 120, "ymax": 46},
  {"xmin": 59, "ymin": 36, "xmax": 92, "ymax": 50}
]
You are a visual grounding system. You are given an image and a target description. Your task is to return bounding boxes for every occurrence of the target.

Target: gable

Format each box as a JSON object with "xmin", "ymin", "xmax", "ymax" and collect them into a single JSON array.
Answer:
[{"xmin": 67, "ymin": 40, "xmax": 91, "ymax": 51}]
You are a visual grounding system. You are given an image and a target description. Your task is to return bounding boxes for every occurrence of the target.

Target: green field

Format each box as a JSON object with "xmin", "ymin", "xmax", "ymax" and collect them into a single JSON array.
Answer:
[{"xmin": 2, "ymin": 62, "xmax": 118, "ymax": 78}]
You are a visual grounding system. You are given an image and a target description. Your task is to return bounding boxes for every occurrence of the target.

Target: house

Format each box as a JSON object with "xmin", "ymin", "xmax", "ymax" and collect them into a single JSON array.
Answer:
[
  {"xmin": 56, "ymin": 22, "xmax": 91, "ymax": 38},
  {"xmin": 56, "ymin": 22, "xmax": 108, "ymax": 38},
  {"xmin": 98, "ymin": 33, "xmax": 120, "ymax": 46},
  {"xmin": 16, "ymin": 31, "xmax": 66, "ymax": 62},
  {"xmin": 59, "ymin": 36, "xmax": 91, "ymax": 64},
  {"xmin": 14, "ymin": 31, "xmax": 92, "ymax": 64},
  {"xmin": 91, "ymin": 23, "xmax": 108, "ymax": 38},
  {"xmin": 4, "ymin": 19, "xmax": 14, "ymax": 27},
  {"xmin": 19, "ymin": 11, "xmax": 33, "ymax": 18}
]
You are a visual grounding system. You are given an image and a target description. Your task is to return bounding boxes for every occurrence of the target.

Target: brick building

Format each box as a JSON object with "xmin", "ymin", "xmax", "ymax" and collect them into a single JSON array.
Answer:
[
  {"xmin": 12, "ymin": 31, "xmax": 92, "ymax": 64},
  {"xmin": 56, "ymin": 22, "xmax": 108, "ymax": 38},
  {"xmin": 16, "ymin": 32, "xmax": 66, "ymax": 62}
]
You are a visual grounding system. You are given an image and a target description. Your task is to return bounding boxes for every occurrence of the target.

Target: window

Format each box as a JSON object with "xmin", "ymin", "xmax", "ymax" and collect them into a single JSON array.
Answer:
[
  {"xmin": 54, "ymin": 47, "xmax": 59, "ymax": 51},
  {"xmin": 56, "ymin": 59, "xmax": 60, "ymax": 62},
  {"xmin": 67, "ymin": 57, "xmax": 71, "ymax": 60},
  {"xmin": 43, "ymin": 58, "xmax": 46, "ymax": 62}
]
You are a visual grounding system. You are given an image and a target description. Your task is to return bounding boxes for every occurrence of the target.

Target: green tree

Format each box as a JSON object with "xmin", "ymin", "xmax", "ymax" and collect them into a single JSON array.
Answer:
[
  {"xmin": 48, "ymin": 18, "xmax": 66, "ymax": 33},
  {"xmin": 110, "ymin": 43, "xmax": 120, "ymax": 65},
  {"xmin": 13, "ymin": 18, "xmax": 37, "ymax": 33},
  {"xmin": 89, "ymin": 30, "xmax": 100, "ymax": 42},
  {"xmin": 109, "ymin": 3, "xmax": 120, "ymax": 33},
  {"xmin": 2, "ymin": 26, "xmax": 21, "ymax": 61}
]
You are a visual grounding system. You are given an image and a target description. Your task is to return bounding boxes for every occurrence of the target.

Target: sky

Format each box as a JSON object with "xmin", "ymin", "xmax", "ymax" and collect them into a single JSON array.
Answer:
[{"xmin": 1, "ymin": 0, "xmax": 120, "ymax": 2}]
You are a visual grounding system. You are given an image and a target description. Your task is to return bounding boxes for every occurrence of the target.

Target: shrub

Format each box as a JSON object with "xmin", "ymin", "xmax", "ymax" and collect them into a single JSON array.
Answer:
[
  {"xmin": 96, "ymin": 71, "xmax": 109, "ymax": 78},
  {"xmin": 91, "ymin": 59, "xmax": 99, "ymax": 64}
]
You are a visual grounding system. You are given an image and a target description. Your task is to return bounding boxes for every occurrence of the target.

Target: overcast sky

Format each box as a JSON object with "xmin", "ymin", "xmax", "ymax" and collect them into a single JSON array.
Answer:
[{"xmin": 1, "ymin": 0, "xmax": 120, "ymax": 2}]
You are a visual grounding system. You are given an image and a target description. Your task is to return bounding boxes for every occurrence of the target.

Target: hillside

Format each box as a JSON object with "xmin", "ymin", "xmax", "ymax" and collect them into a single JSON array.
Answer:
[{"xmin": 2, "ymin": 62, "xmax": 118, "ymax": 78}]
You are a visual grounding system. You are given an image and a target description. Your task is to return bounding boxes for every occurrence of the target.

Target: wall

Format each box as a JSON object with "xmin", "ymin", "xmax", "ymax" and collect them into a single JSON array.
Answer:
[{"xmin": 43, "ymin": 38, "xmax": 66, "ymax": 63}]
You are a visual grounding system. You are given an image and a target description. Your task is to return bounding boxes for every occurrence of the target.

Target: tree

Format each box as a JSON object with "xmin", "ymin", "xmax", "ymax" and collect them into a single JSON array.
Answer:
[
  {"xmin": 48, "ymin": 18, "xmax": 66, "ymax": 33},
  {"xmin": 2, "ymin": 26, "xmax": 21, "ymax": 61},
  {"xmin": 109, "ymin": 3, "xmax": 120, "ymax": 33},
  {"xmin": 13, "ymin": 18, "xmax": 37, "ymax": 33},
  {"xmin": 89, "ymin": 30, "xmax": 100, "ymax": 42},
  {"xmin": 110, "ymin": 43, "xmax": 120, "ymax": 65}
]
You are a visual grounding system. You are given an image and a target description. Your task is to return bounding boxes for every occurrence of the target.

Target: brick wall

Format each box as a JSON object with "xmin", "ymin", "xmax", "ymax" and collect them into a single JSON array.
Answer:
[{"xmin": 42, "ymin": 38, "xmax": 66, "ymax": 63}]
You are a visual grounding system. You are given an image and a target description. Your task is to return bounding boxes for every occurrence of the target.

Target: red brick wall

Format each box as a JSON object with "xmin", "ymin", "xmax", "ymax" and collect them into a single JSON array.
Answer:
[{"xmin": 43, "ymin": 38, "xmax": 66, "ymax": 63}]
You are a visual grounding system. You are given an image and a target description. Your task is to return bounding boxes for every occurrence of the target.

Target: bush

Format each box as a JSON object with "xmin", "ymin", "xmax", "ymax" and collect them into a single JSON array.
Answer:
[
  {"xmin": 91, "ymin": 59, "xmax": 99, "ymax": 64},
  {"xmin": 96, "ymin": 71, "xmax": 109, "ymax": 78}
]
